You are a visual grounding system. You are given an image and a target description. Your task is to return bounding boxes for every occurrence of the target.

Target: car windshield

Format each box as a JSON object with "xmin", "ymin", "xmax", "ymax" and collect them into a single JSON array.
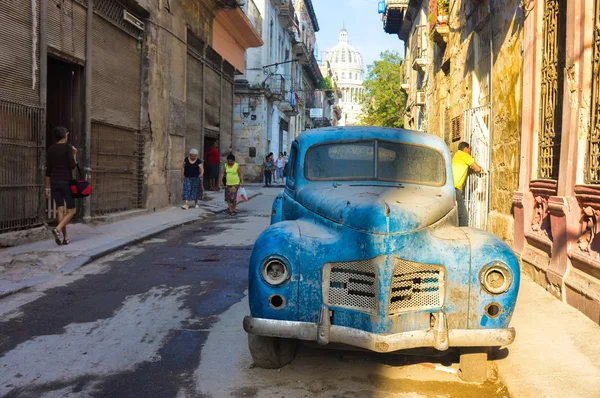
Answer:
[{"xmin": 306, "ymin": 140, "xmax": 445, "ymax": 186}]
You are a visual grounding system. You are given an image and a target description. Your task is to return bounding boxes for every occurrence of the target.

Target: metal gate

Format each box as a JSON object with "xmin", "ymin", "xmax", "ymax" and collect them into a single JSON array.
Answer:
[
  {"xmin": 463, "ymin": 105, "xmax": 491, "ymax": 230},
  {"xmin": 0, "ymin": 0, "xmax": 44, "ymax": 232}
]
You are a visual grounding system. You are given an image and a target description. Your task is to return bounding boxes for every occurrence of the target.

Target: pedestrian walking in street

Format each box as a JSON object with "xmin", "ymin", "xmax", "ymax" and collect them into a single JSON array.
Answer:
[
  {"xmin": 268, "ymin": 152, "xmax": 276, "ymax": 183},
  {"xmin": 205, "ymin": 141, "xmax": 221, "ymax": 192},
  {"xmin": 181, "ymin": 148, "xmax": 204, "ymax": 210},
  {"xmin": 220, "ymin": 154, "xmax": 244, "ymax": 215},
  {"xmin": 452, "ymin": 142, "xmax": 484, "ymax": 227},
  {"xmin": 261, "ymin": 155, "xmax": 273, "ymax": 187},
  {"xmin": 45, "ymin": 126, "xmax": 77, "ymax": 246},
  {"xmin": 275, "ymin": 152, "xmax": 285, "ymax": 184}
]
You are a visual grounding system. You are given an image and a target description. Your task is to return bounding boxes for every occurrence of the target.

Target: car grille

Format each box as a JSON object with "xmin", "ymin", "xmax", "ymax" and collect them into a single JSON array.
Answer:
[
  {"xmin": 326, "ymin": 258, "xmax": 378, "ymax": 313},
  {"xmin": 388, "ymin": 258, "xmax": 445, "ymax": 314}
]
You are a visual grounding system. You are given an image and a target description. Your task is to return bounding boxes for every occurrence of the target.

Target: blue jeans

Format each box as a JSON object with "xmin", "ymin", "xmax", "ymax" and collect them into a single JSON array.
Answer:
[
  {"xmin": 264, "ymin": 170, "xmax": 272, "ymax": 186},
  {"xmin": 455, "ymin": 188, "xmax": 468, "ymax": 227}
]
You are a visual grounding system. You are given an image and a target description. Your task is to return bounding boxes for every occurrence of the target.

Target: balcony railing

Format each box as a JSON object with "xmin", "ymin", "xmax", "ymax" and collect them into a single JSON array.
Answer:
[
  {"xmin": 279, "ymin": 0, "xmax": 296, "ymax": 27},
  {"xmin": 247, "ymin": 0, "xmax": 262, "ymax": 35},
  {"xmin": 382, "ymin": 0, "xmax": 409, "ymax": 34},
  {"xmin": 410, "ymin": 25, "xmax": 427, "ymax": 70},
  {"xmin": 267, "ymin": 75, "xmax": 286, "ymax": 99}
]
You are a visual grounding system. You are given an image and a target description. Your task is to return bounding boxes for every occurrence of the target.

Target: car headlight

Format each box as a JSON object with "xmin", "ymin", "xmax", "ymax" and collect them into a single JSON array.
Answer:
[
  {"xmin": 480, "ymin": 262, "xmax": 512, "ymax": 294},
  {"xmin": 261, "ymin": 258, "xmax": 289, "ymax": 286}
]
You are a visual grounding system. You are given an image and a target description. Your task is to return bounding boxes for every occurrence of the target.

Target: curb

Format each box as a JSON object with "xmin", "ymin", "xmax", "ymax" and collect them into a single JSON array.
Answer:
[{"xmin": 0, "ymin": 191, "xmax": 262, "ymax": 299}]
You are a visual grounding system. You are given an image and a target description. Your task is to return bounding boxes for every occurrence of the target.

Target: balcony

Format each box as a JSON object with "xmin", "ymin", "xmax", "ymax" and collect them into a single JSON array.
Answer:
[
  {"xmin": 302, "ymin": 52, "xmax": 324, "ymax": 86},
  {"xmin": 266, "ymin": 75, "xmax": 286, "ymax": 101},
  {"xmin": 382, "ymin": 0, "xmax": 409, "ymax": 34},
  {"xmin": 247, "ymin": 0, "xmax": 263, "ymax": 35},
  {"xmin": 278, "ymin": 0, "xmax": 296, "ymax": 28},
  {"xmin": 410, "ymin": 25, "xmax": 427, "ymax": 71}
]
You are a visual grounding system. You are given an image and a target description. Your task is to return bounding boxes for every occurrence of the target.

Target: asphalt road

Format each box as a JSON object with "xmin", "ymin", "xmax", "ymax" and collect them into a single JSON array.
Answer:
[{"xmin": 0, "ymin": 190, "xmax": 510, "ymax": 398}]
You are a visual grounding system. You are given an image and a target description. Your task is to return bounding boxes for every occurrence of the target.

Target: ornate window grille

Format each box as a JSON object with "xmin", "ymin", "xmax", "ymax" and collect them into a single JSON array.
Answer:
[
  {"xmin": 588, "ymin": 0, "xmax": 600, "ymax": 184},
  {"xmin": 537, "ymin": 0, "xmax": 565, "ymax": 180}
]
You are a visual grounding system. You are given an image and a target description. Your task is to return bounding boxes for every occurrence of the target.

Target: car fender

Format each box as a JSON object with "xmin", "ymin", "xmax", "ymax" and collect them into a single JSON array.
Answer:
[
  {"xmin": 461, "ymin": 227, "xmax": 521, "ymax": 329},
  {"xmin": 270, "ymin": 192, "xmax": 283, "ymax": 224},
  {"xmin": 248, "ymin": 221, "xmax": 301, "ymax": 320}
]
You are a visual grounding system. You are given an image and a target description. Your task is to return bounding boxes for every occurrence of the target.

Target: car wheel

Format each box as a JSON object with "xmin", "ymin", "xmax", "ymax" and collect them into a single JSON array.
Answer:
[
  {"xmin": 458, "ymin": 347, "xmax": 489, "ymax": 382},
  {"xmin": 247, "ymin": 334, "xmax": 297, "ymax": 369}
]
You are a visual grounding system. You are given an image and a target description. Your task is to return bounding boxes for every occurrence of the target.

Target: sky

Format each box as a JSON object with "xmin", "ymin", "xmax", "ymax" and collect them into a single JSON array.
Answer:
[{"xmin": 312, "ymin": 0, "xmax": 405, "ymax": 70}]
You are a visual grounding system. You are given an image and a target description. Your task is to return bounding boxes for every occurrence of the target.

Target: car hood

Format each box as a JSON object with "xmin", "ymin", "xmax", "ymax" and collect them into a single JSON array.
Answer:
[{"xmin": 296, "ymin": 184, "xmax": 455, "ymax": 234}]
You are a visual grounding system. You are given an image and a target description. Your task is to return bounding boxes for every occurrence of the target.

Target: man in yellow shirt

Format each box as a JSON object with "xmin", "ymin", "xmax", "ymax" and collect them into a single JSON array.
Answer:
[{"xmin": 452, "ymin": 142, "xmax": 484, "ymax": 227}]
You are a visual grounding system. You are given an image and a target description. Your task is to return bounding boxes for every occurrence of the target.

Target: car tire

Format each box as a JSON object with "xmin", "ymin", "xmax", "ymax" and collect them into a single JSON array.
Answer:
[
  {"xmin": 458, "ymin": 347, "xmax": 489, "ymax": 382},
  {"xmin": 247, "ymin": 334, "xmax": 297, "ymax": 369}
]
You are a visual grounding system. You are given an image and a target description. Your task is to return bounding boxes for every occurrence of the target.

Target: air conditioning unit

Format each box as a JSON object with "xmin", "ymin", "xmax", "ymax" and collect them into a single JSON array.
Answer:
[
  {"xmin": 416, "ymin": 90, "xmax": 426, "ymax": 105},
  {"xmin": 123, "ymin": 10, "xmax": 144, "ymax": 31}
]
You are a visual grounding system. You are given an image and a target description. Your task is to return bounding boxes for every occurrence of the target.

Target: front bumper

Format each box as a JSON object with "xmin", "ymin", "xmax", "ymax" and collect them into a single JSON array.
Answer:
[{"xmin": 243, "ymin": 307, "xmax": 515, "ymax": 353}]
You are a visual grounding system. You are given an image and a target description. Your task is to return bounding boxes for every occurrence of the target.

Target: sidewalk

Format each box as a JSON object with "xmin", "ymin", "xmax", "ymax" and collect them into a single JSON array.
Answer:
[
  {"xmin": 494, "ymin": 275, "xmax": 600, "ymax": 397},
  {"xmin": 0, "ymin": 187, "xmax": 262, "ymax": 298}
]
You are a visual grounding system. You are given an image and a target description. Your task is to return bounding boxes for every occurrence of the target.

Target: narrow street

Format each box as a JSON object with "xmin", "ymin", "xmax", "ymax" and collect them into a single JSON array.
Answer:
[{"xmin": 0, "ymin": 191, "xmax": 509, "ymax": 398}]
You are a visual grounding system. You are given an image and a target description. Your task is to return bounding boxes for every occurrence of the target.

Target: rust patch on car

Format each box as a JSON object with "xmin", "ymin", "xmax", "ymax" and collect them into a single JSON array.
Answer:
[{"xmin": 375, "ymin": 342, "xmax": 389, "ymax": 352}]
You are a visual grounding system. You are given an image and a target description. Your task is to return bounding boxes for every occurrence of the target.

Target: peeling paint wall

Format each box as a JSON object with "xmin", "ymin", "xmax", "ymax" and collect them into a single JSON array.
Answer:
[{"xmin": 139, "ymin": 0, "xmax": 219, "ymax": 209}]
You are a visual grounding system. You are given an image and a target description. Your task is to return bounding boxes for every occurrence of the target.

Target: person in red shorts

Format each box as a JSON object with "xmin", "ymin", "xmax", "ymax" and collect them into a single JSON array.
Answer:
[{"xmin": 205, "ymin": 141, "xmax": 221, "ymax": 191}]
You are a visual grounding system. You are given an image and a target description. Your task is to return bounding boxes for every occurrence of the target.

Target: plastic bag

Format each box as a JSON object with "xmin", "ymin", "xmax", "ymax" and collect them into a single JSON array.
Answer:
[{"xmin": 237, "ymin": 187, "xmax": 248, "ymax": 202}]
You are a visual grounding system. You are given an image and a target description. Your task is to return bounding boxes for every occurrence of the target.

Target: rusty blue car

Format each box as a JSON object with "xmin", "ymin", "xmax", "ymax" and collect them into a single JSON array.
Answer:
[{"xmin": 243, "ymin": 127, "xmax": 519, "ymax": 381}]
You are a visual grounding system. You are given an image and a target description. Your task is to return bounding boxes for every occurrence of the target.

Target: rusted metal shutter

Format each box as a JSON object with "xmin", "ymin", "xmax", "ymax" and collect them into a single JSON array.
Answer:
[
  {"xmin": 90, "ymin": 5, "xmax": 143, "ymax": 216},
  {"xmin": 91, "ymin": 13, "xmax": 141, "ymax": 129},
  {"xmin": 186, "ymin": 53, "xmax": 204, "ymax": 153},
  {"xmin": 47, "ymin": 0, "xmax": 87, "ymax": 62},
  {"xmin": 0, "ymin": 1, "xmax": 44, "ymax": 232},
  {"xmin": 0, "ymin": 0, "xmax": 40, "ymax": 105}
]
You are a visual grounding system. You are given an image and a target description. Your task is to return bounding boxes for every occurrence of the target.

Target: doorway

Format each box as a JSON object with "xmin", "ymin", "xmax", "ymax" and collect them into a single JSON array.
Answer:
[
  {"xmin": 46, "ymin": 57, "xmax": 84, "ymax": 219},
  {"xmin": 204, "ymin": 135, "xmax": 219, "ymax": 190}
]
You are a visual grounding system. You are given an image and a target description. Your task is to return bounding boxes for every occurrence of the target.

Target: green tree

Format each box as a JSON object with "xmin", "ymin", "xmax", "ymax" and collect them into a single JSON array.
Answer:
[{"xmin": 359, "ymin": 50, "xmax": 405, "ymax": 128}]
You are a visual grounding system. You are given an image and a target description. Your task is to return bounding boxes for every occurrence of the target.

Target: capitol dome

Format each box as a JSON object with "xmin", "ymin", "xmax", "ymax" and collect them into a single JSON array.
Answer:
[
  {"xmin": 325, "ymin": 29, "xmax": 365, "ymax": 126},
  {"xmin": 325, "ymin": 29, "xmax": 364, "ymax": 74}
]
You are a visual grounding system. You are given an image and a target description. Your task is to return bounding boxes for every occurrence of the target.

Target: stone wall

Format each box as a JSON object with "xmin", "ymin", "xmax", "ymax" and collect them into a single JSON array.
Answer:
[
  {"xmin": 138, "ymin": 0, "xmax": 220, "ymax": 209},
  {"xmin": 232, "ymin": 91, "xmax": 270, "ymax": 182},
  {"xmin": 426, "ymin": 0, "xmax": 523, "ymax": 245}
]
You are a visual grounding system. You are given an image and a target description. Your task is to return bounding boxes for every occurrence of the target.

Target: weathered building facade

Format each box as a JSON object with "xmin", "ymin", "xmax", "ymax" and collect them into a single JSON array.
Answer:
[
  {"xmin": 381, "ymin": 0, "xmax": 523, "ymax": 244},
  {"xmin": 232, "ymin": 0, "xmax": 323, "ymax": 181},
  {"xmin": 0, "ymin": 0, "xmax": 261, "ymax": 233},
  {"xmin": 513, "ymin": 0, "xmax": 600, "ymax": 325}
]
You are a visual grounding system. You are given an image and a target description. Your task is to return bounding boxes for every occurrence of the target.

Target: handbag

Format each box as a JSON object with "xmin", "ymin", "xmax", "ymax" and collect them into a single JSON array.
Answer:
[
  {"xmin": 222, "ymin": 168, "xmax": 227, "ymax": 186},
  {"xmin": 70, "ymin": 164, "xmax": 91, "ymax": 198},
  {"xmin": 65, "ymin": 146, "xmax": 91, "ymax": 198}
]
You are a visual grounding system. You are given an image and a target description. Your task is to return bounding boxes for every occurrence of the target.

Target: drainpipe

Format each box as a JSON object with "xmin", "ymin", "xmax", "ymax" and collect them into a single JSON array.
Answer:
[
  {"xmin": 40, "ymin": 0, "xmax": 47, "ymax": 222},
  {"xmin": 83, "ymin": 0, "xmax": 93, "ymax": 220}
]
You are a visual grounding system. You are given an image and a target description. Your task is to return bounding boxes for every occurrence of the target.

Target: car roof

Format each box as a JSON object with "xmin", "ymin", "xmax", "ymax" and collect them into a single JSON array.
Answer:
[{"xmin": 295, "ymin": 127, "xmax": 449, "ymax": 154}]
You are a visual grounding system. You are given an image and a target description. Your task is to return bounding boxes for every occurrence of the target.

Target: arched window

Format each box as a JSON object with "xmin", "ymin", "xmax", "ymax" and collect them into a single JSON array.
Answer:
[
  {"xmin": 341, "ymin": 50, "xmax": 346, "ymax": 63},
  {"xmin": 335, "ymin": 52, "xmax": 339, "ymax": 63},
  {"xmin": 342, "ymin": 72, "xmax": 345, "ymax": 79},
  {"xmin": 349, "ymin": 52, "xmax": 352, "ymax": 63}
]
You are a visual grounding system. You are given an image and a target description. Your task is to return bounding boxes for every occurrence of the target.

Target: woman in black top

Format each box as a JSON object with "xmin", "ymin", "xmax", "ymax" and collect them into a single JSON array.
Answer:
[
  {"xmin": 45, "ymin": 126, "xmax": 77, "ymax": 245},
  {"xmin": 180, "ymin": 148, "xmax": 204, "ymax": 209}
]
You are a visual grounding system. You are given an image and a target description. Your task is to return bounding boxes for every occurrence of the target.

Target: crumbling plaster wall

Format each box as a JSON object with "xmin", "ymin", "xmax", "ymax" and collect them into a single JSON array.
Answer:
[{"xmin": 138, "ymin": 0, "xmax": 217, "ymax": 208}]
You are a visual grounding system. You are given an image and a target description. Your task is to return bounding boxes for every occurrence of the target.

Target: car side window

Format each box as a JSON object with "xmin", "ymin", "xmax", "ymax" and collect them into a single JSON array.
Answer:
[{"xmin": 289, "ymin": 145, "xmax": 298, "ymax": 181}]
